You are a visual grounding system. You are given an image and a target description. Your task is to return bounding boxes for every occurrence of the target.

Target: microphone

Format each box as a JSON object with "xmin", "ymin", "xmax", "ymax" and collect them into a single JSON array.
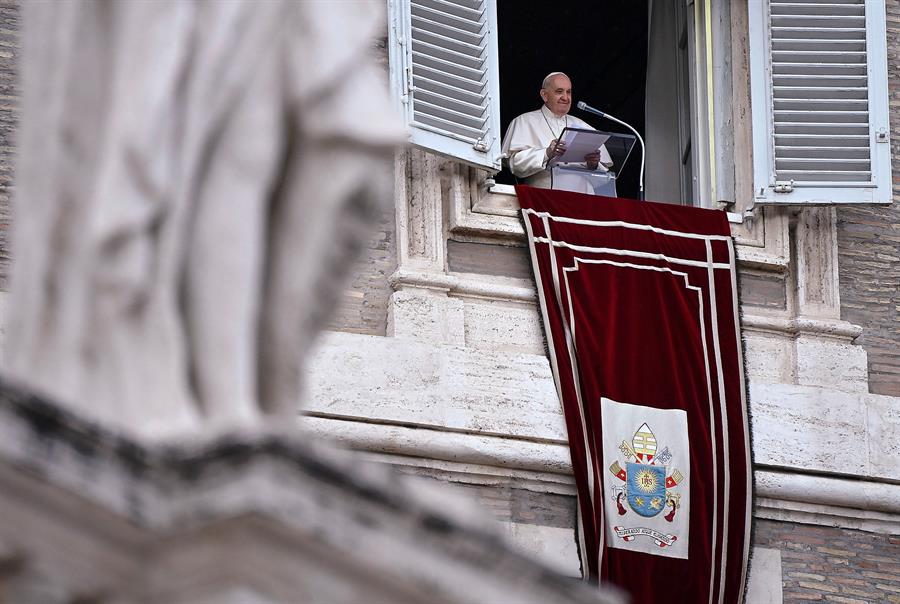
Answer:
[
  {"xmin": 577, "ymin": 101, "xmax": 646, "ymax": 201},
  {"xmin": 575, "ymin": 101, "xmax": 604, "ymax": 117}
]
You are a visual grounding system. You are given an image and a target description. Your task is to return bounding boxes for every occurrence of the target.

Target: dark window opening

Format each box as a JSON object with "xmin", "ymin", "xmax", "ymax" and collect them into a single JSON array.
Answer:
[{"xmin": 496, "ymin": 2, "xmax": 649, "ymax": 201}]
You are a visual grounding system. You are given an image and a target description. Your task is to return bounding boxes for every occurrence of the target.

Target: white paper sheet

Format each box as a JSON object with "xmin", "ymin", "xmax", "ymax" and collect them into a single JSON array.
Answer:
[{"xmin": 548, "ymin": 127, "xmax": 610, "ymax": 166}]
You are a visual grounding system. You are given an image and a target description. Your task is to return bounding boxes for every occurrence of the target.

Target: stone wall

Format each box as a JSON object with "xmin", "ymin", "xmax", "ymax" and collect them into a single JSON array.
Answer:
[
  {"xmin": 326, "ymin": 203, "xmax": 396, "ymax": 336},
  {"xmin": 754, "ymin": 519, "xmax": 900, "ymax": 603},
  {"xmin": 835, "ymin": 0, "xmax": 900, "ymax": 397},
  {"xmin": 422, "ymin": 478, "xmax": 900, "ymax": 601},
  {"xmin": 462, "ymin": 486, "xmax": 900, "ymax": 601},
  {"xmin": 0, "ymin": 0, "xmax": 17, "ymax": 291},
  {"xmin": 323, "ymin": 28, "xmax": 398, "ymax": 337},
  {"xmin": 452, "ymin": 481, "xmax": 576, "ymax": 529}
]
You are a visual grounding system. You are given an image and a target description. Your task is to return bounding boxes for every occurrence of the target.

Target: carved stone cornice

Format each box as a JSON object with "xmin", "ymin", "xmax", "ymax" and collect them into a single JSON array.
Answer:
[{"xmin": 0, "ymin": 378, "xmax": 620, "ymax": 603}]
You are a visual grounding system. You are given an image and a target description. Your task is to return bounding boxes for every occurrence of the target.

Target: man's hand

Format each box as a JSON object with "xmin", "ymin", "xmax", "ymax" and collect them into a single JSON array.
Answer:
[
  {"xmin": 584, "ymin": 150, "xmax": 601, "ymax": 170},
  {"xmin": 546, "ymin": 139, "xmax": 566, "ymax": 160}
]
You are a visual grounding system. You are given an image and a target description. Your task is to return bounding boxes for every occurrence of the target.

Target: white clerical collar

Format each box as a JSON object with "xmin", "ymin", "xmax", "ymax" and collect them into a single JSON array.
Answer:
[
  {"xmin": 540, "ymin": 105, "xmax": 568, "ymax": 138},
  {"xmin": 542, "ymin": 105, "xmax": 568, "ymax": 121}
]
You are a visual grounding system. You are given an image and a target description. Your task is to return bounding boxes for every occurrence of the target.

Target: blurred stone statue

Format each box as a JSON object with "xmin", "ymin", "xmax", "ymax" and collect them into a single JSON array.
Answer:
[{"xmin": 5, "ymin": 0, "xmax": 402, "ymax": 438}]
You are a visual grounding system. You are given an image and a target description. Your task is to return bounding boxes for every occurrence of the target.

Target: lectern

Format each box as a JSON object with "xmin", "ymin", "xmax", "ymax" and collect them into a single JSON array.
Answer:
[{"xmin": 547, "ymin": 128, "xmax": 636, "ymax": 197}]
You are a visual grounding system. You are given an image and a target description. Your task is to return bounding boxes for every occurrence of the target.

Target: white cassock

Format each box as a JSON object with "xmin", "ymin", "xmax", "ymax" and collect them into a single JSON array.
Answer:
[{"xmin": 500, "ymin": 105, "xmax": 614, "ymax": 194}]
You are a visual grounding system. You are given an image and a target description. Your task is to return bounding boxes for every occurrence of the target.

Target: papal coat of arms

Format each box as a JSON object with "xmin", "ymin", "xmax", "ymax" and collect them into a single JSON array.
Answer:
[{"xmin": 608, "ymin": 422, "xmax": 684, "ymax": 548}]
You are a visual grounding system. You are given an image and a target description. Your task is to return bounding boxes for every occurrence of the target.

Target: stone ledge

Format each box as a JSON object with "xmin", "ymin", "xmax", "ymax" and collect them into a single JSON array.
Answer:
[
  {"xmin": 307, "ymin": 332, "xmax": 900, "ymax": 535},
  {"xmin": 0, "ymin": 377, "xmax": 621, "ymax": 603},
  {"xmin": 303, "ymin": 414, "xmax": 573, "ymax": 480},
  {"xmin": 749, "ymin": 382, "xmax": 899, "ymax": 481}
]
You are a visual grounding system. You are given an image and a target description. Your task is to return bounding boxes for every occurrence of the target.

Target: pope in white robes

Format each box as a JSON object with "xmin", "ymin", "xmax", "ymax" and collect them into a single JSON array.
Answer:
[{"xmin": 501, "ymin": 72, "xmax": 613, "ymax": 194}]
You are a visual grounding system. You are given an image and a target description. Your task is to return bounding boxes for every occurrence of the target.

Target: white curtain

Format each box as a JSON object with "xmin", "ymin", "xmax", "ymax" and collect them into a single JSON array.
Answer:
[{"xmin": 645, "ymin": 0, "xmax": 689, "ymax": 205}]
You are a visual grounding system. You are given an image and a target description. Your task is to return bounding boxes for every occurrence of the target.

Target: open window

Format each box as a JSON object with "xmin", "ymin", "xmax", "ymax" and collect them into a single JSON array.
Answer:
[
  {"xmin": 493, "ymin": 3, "xmax": 649, "ymax": 202},
  {"xmin": 388, "ymin": 0, "xmax": 751, "ymax": 210},
  {"xmin": 748, "ymin": 0, "xmax": 892, "ymax": 204}
]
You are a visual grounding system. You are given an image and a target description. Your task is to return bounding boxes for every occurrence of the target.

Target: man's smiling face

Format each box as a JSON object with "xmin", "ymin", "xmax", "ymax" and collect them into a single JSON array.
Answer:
[{"xmin": 540, "ymin": 74, "xmax": 572, "ymax": 117}]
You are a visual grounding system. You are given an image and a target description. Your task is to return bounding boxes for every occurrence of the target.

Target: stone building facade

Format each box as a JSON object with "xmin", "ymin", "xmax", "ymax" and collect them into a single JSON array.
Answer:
[
  {"xmin": 836, "ymin": 0, "xmax": 900, "ymax": 398},
  {"xmin": 0, "ymin": 0, "xmax": 898, "ymax": 602},
  {"xmin": 0, "ymin": 1, "xmax": 15, "ymax": 293},
  {"xmin": 311, "ymin": 1, "xmax": 900, "ymax": 601}
]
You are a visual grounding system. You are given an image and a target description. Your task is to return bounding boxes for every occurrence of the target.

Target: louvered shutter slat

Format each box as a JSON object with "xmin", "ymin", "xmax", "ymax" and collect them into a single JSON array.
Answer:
[
  {"xmin": 776, "ymin": 134, "xmax": 869, "ymax": 146},
  {"xmin": 775, "ymin": 123, "xmax": 868, "ymax": 135},
  {"xmin": 416, "ymin": 0, "xmax": 484, "ymax": 21},
  {"xmin": 773, "ymin": 39, "xmax": 865, "ymax": 51},
  {"xmin": 411, "ymin": 15, "xmax": 484, "ymax": 47},
  {"xmin": 772, "ymin": 75, "xmax": 866, "ymax": 86},
  {"xmin": 776, "ymin": 146, "xmax": 870, "ymax": 159},
  {"xmin": 412, "ymin": 39, "xmax": 485, "ymax": 71},
  {"xmin": 771, "ymin": 16, "xmax": 865, "ymax": 28},
  {"xmin": 411, "ymin": 3, "xmax": 483, "ymax": 35},
  {"xmin": 771, "ymin": 3, "xmax": 865, "ymax": 16},
  {"xmin": 776, "ymin": 170, "xmax": 870, "ymax": 182},
  {"xmin": 412, "ymin": 65, "xmax": 486, "ymax": 96},
  {"xmin": 778, "ymin": 158, "xmax": 870, "ymax": 169},
  {"xmin": 775, "ymin": 111, "xmax": 868, "ymax": 123},
  {"xmin": 410, "ymin": 25, "xmax": 486, "ymax": 57},
  {"xmin": 774, "ymin": 86, "xmax": 868, "ymax": 100},
  {"xmin": 775, "ymin": 99, "xmax": 868, "ymax": 110},
  {"xmin": 778, "ymin": 0, "xmax": 866, "ymax": 3},
  {"xmin": 413, "ymin": 88, "xmax": 487, "ymax": 117},
  {"xmin": 770, "ymin": 27, "xmax": 865, "ymax": 39},
  {"xmin": 413, "ymin": 98, "xmax": 488, "ymax": 129},
  {"xmin": 413, "ymin": 75, "xmax": 485, "ymax": 105},
  {"xmin": 414, "ymin": 113, "xmax": 484, "ymax": 140},
  {"xmin": 445, "ymin": 0, "xmax": 482, "ymax": 9},
  {"xmin": 772, "ymin": 50, "xmax": 866, "ymax": 63},
  {"xmin": 769, "ymin": 0, "xmax": 873, "ymax": 185},
  {"xmin": 773, "ymin": 63, "xmax": 866, "ymax": 76},
  {"xmin": 411, "ymin": 51, "xmax": 486, "ymax": 84}
]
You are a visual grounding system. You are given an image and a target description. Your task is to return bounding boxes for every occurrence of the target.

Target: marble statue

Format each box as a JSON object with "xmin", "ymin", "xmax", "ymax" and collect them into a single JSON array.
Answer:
[{"xmin": 4, "ymin": 0, "xmax": 402, "ymax": 438}]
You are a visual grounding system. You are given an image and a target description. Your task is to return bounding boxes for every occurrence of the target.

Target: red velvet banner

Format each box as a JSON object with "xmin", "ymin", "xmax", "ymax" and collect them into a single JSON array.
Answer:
[{"xmin": 517, "ymin": 186, "xmax": 752, "ymax": 604}]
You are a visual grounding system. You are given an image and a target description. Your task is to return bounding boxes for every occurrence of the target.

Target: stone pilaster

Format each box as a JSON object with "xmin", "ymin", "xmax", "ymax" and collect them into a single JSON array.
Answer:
[
  {"xmin": 389, "ymin": 148, "xmax": 465, "ymax": 346},
  {"xmin": 792, "ymin": 207, "xmax": 867, "ymax": 392}
]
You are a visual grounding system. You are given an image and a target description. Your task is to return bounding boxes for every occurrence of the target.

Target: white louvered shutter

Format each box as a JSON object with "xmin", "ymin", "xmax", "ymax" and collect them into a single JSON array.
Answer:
[
  {"xmin": 388, "ymin": 0, "xmax": 501, "ymax": 171},
  {"xmin": 748, "ymin": 0, "xmax": 891, "ymax": 204}
]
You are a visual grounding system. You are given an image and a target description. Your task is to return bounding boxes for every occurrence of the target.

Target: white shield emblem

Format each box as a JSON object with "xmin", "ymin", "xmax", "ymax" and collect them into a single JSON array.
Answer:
[{"xmin": 601, "ymin": 398, "xmax": 690, "ymax": 559}]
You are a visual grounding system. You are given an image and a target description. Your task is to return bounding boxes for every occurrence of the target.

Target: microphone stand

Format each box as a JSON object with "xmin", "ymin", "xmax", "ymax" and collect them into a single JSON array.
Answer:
[{"xmin": 576, "ymin": 101, "xmax": 645, "ymax": 201}]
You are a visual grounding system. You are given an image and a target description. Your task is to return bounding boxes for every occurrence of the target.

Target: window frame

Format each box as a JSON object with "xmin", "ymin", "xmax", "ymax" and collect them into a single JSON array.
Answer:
[{"xmin": 387, "ymin": 0, "xmax": 764, "ymax": 214}]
